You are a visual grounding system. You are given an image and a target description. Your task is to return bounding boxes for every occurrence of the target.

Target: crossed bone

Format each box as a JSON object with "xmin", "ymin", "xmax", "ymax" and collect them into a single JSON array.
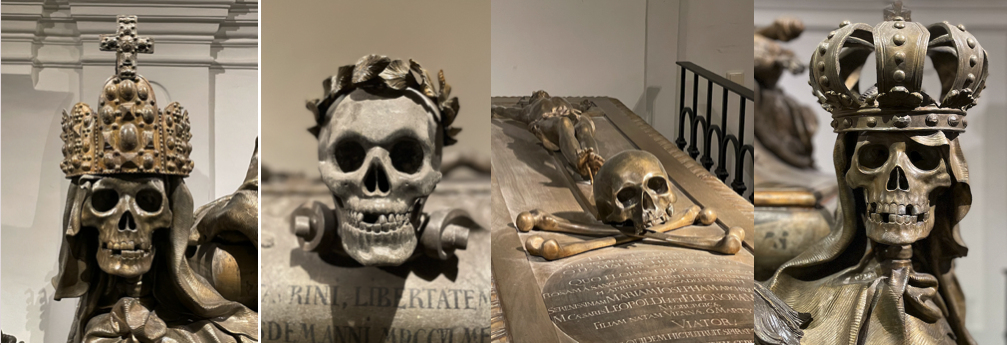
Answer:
[{"xmin": 516, "ymin": 205, "xmax": 745, "ymax": 260}]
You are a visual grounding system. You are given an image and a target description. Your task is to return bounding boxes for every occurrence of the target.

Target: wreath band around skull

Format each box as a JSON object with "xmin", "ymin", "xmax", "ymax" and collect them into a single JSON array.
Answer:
[{"xmin": 306, "ymin": 54, "xmax": 461, "ymax": 146}]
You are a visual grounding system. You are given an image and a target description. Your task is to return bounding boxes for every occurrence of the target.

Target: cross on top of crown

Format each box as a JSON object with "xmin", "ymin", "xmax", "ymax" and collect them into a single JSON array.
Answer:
[
  {"xmin": 99, "ymin": 15, "xmax": 154, "ymax": 80},
  {"xmin": 883, "ymin": 0, "xmax": 912, "ymax": 21}
]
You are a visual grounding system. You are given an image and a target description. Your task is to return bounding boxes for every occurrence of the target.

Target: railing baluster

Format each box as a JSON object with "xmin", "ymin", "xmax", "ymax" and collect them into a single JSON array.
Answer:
[
  {"xmin": 700, "ymin": 79, "xmax": 714, "ymax": 169},
  {"xmin": 715, "ymin": 86, "xmax": 729, "ymax": 182},
  {"xmin": 676, "ymin": 66, "xmax": 688, "ymax": 150},
  {"xmin": 687, "ymin": 72, "xmax": 700, "ymax": 159},
  {"xmin": 672, "ymin": 61, "xmax": 754, "ymax": 200}
]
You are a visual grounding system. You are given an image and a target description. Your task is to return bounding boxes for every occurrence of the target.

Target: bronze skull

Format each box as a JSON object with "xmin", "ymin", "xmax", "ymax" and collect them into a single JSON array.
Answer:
[
  {"xmin": 846, "ymin": 132, "xmax": 951, "ymax": 245},
  {"xmin": 593, "ymin": 150, "xmax": 677, "ymax": 235},
  {"xmin": 318, "ymin": 88, "xmax": 442, "ymax": 266},
  {"xmin": 81, "ymin": 176, "xmax": 171, "ymax": 278}
]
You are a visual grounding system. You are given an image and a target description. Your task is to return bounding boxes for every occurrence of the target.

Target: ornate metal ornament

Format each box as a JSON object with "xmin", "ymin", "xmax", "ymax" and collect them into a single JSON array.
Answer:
[
  {"xmin": 292, "ymin": 54, "xmax": 476, "ymax": 267},
  {"xmin": 53, "ymin": 15, "xmax": 258, "ymax": 343},
  {"xmin": 761, "ymin": 2, "xmax": 982, "ymax": 343}
]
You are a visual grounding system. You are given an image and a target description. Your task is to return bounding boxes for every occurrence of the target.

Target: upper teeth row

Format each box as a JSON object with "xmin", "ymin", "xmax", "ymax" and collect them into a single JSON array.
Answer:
[
  {"xmin": 869, "ymin": 202, "xmax": 927, "ymax": 216},
  {"xmin": 346, "ymin": 211, "xmax": 410, "ymax": 233},
  {"xmin": 642, "ymin": 206, "xmax": 673, "ymax": 228},
  {"xmin": 347, "ymin": 211, "xmax": 410, "ymax": 224},
  {"xmin": 102, "ymin": 241, "xmax": 150, "ymax": 251},
  {"xmin": 102, "ymin": 248, "xmax": 151, "ymax": 259}
]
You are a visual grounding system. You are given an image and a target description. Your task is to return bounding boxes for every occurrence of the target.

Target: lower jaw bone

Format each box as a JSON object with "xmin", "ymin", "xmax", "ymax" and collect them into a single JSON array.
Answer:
[{"xmin": 339, "ymin": 216, "xmax": 418, "ymax": 266}]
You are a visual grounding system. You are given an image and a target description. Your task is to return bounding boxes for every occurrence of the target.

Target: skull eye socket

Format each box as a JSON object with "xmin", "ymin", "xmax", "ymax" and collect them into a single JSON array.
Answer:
[
  {"xmin": 390, "ymin": 139, "xmax": 424, "ymax": 174},
  {"xmin": 91, "ymin": 189, "xmax": 119, "ymax": 212},
  {"xmin": 857, "ymin": 144, "xmax": 888, "ymax": 169},
  {"xmin": 907, "ymin": 144, "xmax": 942, "ymax": 171},
  {"xmin": 136, "ymin": 189, "xmax": 162, "ymax": 212},
  {"xmin": 616, "ymin": 187, "xmax": 640, "ymax": 207},
  {"xmin": 334, "ymin": 140, "xmax": 366, "ymax": 172},
  {"xmin": 646, "ymin": 177, "xmax": 669, "ymax": 194}
]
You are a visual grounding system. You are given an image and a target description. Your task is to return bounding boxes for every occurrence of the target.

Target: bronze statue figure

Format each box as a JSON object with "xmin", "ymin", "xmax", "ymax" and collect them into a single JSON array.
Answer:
[
  {"xmin": 491, "ymin": 91, "xmax": 606, "ymax": 181},
  {"xmin": 296, "ymin": 54, "xmax": 477, "ymax": 267},
  {"xmin": 52, "ymin": 15, "xmax": 258, "ymax": 342},
  {"xmin": 760, "ymin": 2, "xmax": 985, "ymax": 343}
]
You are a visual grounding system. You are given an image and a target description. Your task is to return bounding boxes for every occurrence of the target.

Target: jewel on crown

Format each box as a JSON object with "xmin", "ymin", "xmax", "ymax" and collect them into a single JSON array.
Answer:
[
  {"xmin": 60, "ymin": 15, "xmax": 193, "ymax": 177},
  {"xmin": 808, "ymin": 0, "xmax": 988, "ymax": 133}
]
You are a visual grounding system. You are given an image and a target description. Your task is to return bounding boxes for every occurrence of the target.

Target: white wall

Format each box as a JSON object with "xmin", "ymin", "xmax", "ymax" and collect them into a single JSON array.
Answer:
[
  {"xmin": 756, "ymin": 1, "xmax": 1007, "ymax": 343},
  {"xmin": 491, "ymin": 0, "xmax": 754, "ymax": 198},
  {"xmin": 490, "ymin": 0, "xmax": 648, "ymax": 107},
  {"xmin": 0, "ymin": 1, "xmax": 258, "ymax": 341}
]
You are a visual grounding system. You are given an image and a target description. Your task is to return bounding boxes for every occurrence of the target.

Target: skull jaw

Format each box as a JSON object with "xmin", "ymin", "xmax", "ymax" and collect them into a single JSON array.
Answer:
[
  {"xmin": 864, "ymin": 204, "xmax": 936, "ymax": 246},
  {"xmin": 338, "ymin": 222, "xmax": 417, "ymax": 266},
  {"xmin": 628, "ymin": 203, "xmax": 674, "ymax": 236},
  {"xmin": 96, "ymin": 247, "xmax": 155, "ymax": 279}
]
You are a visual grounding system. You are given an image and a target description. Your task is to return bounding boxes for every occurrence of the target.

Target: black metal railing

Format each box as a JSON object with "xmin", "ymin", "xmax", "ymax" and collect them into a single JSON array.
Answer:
[{"xmin": 674, "ymin": 61, "xmax": 754, "ymax": 199}]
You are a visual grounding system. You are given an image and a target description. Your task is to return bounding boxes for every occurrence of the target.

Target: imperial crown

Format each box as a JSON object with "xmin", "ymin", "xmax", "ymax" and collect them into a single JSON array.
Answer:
[
  {"xmin": 60, "ymin": 15, "xmax": 193, "ymax": 177},
  {"xmin": 809, "ymin": 1, "xmax": 988, "ymax": 133}
]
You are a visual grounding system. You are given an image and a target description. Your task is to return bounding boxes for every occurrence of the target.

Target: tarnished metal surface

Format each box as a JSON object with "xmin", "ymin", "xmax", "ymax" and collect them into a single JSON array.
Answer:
[
  {"xmin": 541, "ymin": 249, "xmax": 753, "ymax": 343},
  {"xmin": 261, "ymin": 177, "xmax": 491, "ymax": 343},
  {"xmin": 490, "ymin": 96, "xmax": 754, "ymax": 342},
  {"xmin": 51, "ymin": 15, "xmax": 257, "ymax": 343},
  {"xmin": 762, "ymin": 2, "xmax": 984, "ymax": 343},
  {"xmin": 753, "ymin": 206, "xmax": 831, "ymax": 281}
]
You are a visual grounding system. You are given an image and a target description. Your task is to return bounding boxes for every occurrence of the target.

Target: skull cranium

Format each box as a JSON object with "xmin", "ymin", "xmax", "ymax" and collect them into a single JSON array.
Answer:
[
  {"xmin": 81, "ymin": 176, "xmax": 171, "ymax": 278},
  {"xmin": 846, "ymin": 132, "xmax": 951, "ymax": 245},
  {"xmin": 593, "ymin": 150, "xmax": 677, "ymax": 235},
  {"xmin": 318, "ymin": 88, "xmax": 443, "ymax": 266}
]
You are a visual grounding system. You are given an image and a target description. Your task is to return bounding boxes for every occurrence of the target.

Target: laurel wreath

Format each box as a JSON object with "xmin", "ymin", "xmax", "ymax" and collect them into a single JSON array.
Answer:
[{"xmin": 306, "ymin": 54, "xmax": 461, "ymax": 146}]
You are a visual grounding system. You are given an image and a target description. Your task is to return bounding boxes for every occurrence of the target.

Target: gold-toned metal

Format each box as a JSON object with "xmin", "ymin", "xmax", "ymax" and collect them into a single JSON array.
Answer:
[
  {"xmin": 490, "ymin": 96, "xmax": 754, "ymax": 343},
  {"xmin": 491, "ymin": 91, "xmax": 605, "ymax": 180},
  {"xmin": 753, "ymin": 190, "xmax": 818, "ymax": 207},
  {"xmin": 521, "ymin": 192, "xmax": 741, "ymax": 259},
  {"xmin": 60, "ymin": 15, "xmax": 193, "ymax": 178},
  {"xmin": 51, "ymin": 15, "xmax": 257, "ymax": 343},
  {"xmin": 761, "ymin": 2, "xmax": 980, "ymax": 344}
]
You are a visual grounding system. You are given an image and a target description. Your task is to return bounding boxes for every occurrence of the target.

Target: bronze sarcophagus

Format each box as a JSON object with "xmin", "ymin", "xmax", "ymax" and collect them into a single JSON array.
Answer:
[{"xmin": 490, "ymin": 94, "xmax": 755, "ymax": 343}]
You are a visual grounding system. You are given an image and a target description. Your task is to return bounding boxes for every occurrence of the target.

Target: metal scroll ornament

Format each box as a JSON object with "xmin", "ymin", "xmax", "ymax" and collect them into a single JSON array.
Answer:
[
  {"xmin": 760, "ymin": 1, "xmax": 983, "ymax": 343},
  {"xmin": 53, "ymin": 15, "xmax": 257, "ymax": 342}
]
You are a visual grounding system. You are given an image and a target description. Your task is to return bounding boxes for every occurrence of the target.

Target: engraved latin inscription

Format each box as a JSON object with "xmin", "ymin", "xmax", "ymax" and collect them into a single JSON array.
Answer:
[{"xmin": 540, "ymin": 249, "xmax": 753, "ymax": 343}]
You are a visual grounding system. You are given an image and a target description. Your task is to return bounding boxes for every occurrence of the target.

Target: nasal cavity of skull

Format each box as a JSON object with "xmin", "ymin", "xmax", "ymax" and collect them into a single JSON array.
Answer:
[
  {"xmin": 617, "ymin": 186, "xmax": 640, "ymax": 207},
  {"xmin": 364, "ymin": 162, "xmax": 390, "ymax": 195},
  {"xmin": 886, "ymin": 166, "xmax": 910, "ymax": 191},
  {"xmin": 91, "ymin": 189, "xmax": 119, "ymax": 212},
  {"xmin": 118, "ymin": 211, "xmax": 137, "ymax": 232}
]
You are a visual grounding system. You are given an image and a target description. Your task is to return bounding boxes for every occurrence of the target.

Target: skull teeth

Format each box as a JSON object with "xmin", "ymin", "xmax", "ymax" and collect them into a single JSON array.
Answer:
[
  {"xmin": 866, "ymin": 202, "xmax": 928, "ymax": 224},
  {"xmin": 346, "ymin": 210, "xmax": 411, "ymax": 233},
  {"xmin": 642, "ymin": 208, "xmax": 672, "ymax": 229},
  {"xmin": 101, "ymin": 241, "xmax": 151, "ymax": 258}
]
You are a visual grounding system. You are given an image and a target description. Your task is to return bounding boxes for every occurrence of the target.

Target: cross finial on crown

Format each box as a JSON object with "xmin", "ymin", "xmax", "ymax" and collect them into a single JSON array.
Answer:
[
  {"xmin": 883, "ymin": 0, "xmax": 912, "ymax": 21},
  {"xmin": 99, "ymin": 15, "xmax": 154, "ymax": 80}
]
